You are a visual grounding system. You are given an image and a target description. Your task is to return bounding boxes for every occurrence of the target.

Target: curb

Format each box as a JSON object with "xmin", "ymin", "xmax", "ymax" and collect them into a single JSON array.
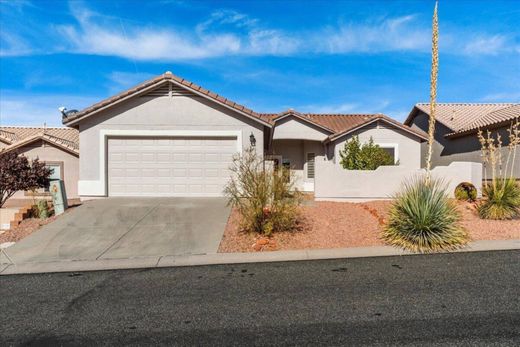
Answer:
[{"xmin": 1, "ymin": 239, "xmax": 519, "ymax": 275}]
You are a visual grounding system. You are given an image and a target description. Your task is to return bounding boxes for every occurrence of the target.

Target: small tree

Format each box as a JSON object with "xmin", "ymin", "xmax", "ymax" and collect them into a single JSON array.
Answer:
[
  {"xmin": 0, "ymin": 152, "xmax": 52, "ymax": 208},
  {"xmin": 339, "ymin": 136, "xmax": 395, "ymax": 170}
]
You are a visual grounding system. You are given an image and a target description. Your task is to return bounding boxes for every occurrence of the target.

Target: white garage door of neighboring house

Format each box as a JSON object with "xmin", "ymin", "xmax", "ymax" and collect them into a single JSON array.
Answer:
[{"xmin": 107, "ymin": 137, "xmax": 237, "ymax": 197}]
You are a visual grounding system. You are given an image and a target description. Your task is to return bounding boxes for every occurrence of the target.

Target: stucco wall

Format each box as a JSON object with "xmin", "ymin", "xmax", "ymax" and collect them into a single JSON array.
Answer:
[
  {"xmin": 315, "ymin": 161, "xmax": 482, "ymax": 201},
  {"xmin": 77, "ymin": 93, "xmax": 266, "ymax": 196},
  {"xmin": 271, "ymin": 140, "xmax": 324, "ymax": 191},
  {"xmin": 8, "ymin": 140, "xmax": 79, "ymax": 200},
  {"xmin": 330, "ymin": 121, "xmax": 422, "ymax": 169},
  {"xmin": 272, "ymin": 116, "xmax": 330, "ymax": 141},
  {"xmin": 409, "ymin": 111, "xmax": 520, "ymax": 179}
]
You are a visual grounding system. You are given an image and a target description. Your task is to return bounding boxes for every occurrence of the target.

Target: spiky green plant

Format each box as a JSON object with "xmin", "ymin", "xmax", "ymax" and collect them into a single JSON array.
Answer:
[
  {"xmin": 477, "ymin": 178, "xmax": 520, "ymax": 220},
  {"xmin": 382, "ymin": 177, "xmax": 468, "ymax": 253}
]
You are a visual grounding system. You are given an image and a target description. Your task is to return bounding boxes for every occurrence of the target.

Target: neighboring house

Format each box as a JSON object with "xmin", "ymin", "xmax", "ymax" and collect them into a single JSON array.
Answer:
[
  {"xmin": 0, "ymin": 126, "xmax": 79, "ymax": 203},
  {"xmin": 405, "ymin": 103, "xmax": 520, "ymax": 179},
  {"xmin": 62, "ymin": 71, "xmax": 427, "ymax": 198}
]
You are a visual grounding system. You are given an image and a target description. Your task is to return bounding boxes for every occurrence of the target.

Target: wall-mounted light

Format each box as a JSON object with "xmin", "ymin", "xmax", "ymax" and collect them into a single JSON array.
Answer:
[{"xmin": 249, "ymin": 132, "xmax": 256, "ymax": 147}]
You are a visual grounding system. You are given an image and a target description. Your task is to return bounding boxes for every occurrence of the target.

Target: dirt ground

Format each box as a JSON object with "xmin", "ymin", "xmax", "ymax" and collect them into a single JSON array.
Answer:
[{"xmin": 218, "ymin": 200, "xmax": 520, "ymax": 253}]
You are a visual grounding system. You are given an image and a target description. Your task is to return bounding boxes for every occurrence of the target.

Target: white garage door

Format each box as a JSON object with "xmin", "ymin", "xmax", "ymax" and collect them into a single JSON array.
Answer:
[{"xmin": 107, "ymin": 137, "xmax": 237, "ymax": 197}]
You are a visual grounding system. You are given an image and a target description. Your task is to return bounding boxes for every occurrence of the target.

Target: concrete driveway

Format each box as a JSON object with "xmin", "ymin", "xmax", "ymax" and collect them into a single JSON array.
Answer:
[{"xmin": 5, "ymin": 198, "xmax": 230, "ymax": 263}]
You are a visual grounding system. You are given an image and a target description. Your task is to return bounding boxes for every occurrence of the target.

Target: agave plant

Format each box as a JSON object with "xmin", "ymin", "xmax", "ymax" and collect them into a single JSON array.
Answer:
[
  {"xmin": 477, "ymin": 178, "xmax": 520, "ymax": 220},
  {"xmin": 382, "ymin": 177, "xmax": 468, "ymax": 253}
]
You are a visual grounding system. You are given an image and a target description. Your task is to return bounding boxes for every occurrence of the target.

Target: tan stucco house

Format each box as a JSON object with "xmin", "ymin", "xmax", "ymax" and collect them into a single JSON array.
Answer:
[
  {"xmin": 0, "ymin": 126, "xmax": 79, "ymax": 205},
  {"xmin": 62, "ymin": 71, "xmax": 427, "ymax": 199},
  {"xmin": 405, "ymin": 103, "xmax": 520, "ymax": 179}
]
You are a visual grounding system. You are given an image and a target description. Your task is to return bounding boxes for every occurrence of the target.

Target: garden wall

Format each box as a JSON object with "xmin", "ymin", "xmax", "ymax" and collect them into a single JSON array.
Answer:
[{"xmin": 314, "ymin": 160, "xmax": 482, "ymax": 201}]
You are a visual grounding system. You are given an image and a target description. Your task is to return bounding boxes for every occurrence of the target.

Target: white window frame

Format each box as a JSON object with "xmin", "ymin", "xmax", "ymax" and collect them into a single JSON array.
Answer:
[{"xmin": 375, "ymin": 143, "xmax": 399, "ymax": 164}]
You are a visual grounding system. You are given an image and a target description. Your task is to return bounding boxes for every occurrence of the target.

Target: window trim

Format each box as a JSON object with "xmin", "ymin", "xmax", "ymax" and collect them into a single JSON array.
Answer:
[{"xmin": 375, "ymin": 143, "xmax": 399, "ymax": 164}]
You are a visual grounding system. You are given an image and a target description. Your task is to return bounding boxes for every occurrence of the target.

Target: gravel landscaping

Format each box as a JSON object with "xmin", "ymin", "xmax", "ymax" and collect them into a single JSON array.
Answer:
[
  {"xmin": 218, "ymin": 200, "xmax": 520, "ymax": 253},
  {"xmin": 0, "ymin": 216, "xmax": 59, "ymax": 244}
]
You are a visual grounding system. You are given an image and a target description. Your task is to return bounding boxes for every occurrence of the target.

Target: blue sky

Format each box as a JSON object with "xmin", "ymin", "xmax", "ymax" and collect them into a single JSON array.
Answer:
[{"xmin": 1, "ymin": 0, "xmax": 519, "ymax": 126}]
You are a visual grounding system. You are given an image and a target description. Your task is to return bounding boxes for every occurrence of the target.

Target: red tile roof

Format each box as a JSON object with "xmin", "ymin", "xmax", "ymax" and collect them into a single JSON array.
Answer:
[
  {"xmin": 61, "ymin": 71, "xmax": 425, "ymax": 140},
  {"xmin": 62, "ymin": 72, "xmax": 270, "ymax": 127},
  {"xmin": 259, "ymin": 111, "xmax": 428, "ymax": 141}
]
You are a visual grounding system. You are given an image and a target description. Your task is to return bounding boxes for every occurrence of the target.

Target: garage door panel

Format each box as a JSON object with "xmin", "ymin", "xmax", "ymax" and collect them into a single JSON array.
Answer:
[{"xmin": 108, "ymin": 136, "xmax": 237, "ymax": 197}]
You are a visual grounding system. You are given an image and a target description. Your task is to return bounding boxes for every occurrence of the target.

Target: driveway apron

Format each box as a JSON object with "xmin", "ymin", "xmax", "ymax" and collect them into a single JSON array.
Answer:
[{"xmin": 5, "ymin": 198, "xmax": 229, "ymax": 263}]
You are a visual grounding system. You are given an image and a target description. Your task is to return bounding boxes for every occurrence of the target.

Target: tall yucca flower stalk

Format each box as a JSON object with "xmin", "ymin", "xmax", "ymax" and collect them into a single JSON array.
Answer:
[{"xmin": 425, "ymin": 1, "xmax": 439, "ymax": 183}]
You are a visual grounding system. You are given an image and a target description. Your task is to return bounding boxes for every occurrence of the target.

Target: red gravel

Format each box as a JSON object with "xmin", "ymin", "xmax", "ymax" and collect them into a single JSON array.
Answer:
[
  {"xmin": 0, "ymin": 215, "xmax": 59, "ymax": 244},
  {"xmin": 0, "ymin": 203, "xmax": 80, "ymax": 244},
  {"xmin": 218, "ymin": 200, "xmax": 520, "ymax": 253}
]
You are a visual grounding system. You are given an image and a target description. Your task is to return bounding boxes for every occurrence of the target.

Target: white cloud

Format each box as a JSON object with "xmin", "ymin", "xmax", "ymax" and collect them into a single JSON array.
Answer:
[
  {"xmin": 323, "ymin": 15, "xmax": 430, "ymax": 53},
  {"xmin": 2, "ymin": 3, "xmax": 518, "ymax": 61},
  {"xmin": 481, "ymin": 91, "xmax": 520, "ymax": 102},
  {"xmin": 0, "ymin": 92, "xmax": 100, "ymax": 126},
  {"xmin": 463, "ymin": 35, "xmax": 511, "ymax": 55}
]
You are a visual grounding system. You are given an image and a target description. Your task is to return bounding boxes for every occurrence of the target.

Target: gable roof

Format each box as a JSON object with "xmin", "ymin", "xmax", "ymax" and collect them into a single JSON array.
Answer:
[
  {"xmin": 0, "ymin": 126, "xmax": 79, "ymax": 155},
  {"xmin": 62, "ymin": 71, "xmax": 272, "ymax": 128},
  {"xmin": 259, "ymin": 112, "xmax": 428, "ymax": 141},
  {"xmin": 404, "ymin": 103, "xmax": 519, "ymax": 135},
  {"xmin": 446, "ymin": 104, "xmax": 520, "ymax": 138}
]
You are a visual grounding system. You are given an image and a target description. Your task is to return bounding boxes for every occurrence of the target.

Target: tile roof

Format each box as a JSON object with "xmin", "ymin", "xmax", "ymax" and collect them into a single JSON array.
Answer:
[
  {"xmin": 405, "ymin": 103, "xmax": 519, "ymax": 135},
  {"xmin": 62, "ymin": 72, "xmax": 270, "ymax": 127},
  {"xmin": 259, "ymin": 111, "xmax": 428, "ymax": 141},
  {"xmin": 0, "ymin": 126, "xmax": 79, "ymax": 154},
  {"xmin": 59, "ymin": 71, "xmax": 425, "ymax": 141},
  {"xmin": 446, "ymin": 104, "xmax": 520, "ymax": 137}
]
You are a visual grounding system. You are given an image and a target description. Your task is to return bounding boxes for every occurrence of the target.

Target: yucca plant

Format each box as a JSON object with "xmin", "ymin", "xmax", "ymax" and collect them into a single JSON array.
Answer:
[
  {"xmin": 382, "ymin": 2, "xmax": 466, "ymax": 252},
  {"xmin": 382, "ymin": 177, "xmax": 468, "ymax": 253},
  {"xmin": 478, "ymin": 178, "xmax": 520, "ymax": 220},
  {"xmin": 477, "ymin": 119, "xmax": 520, "ymax": 219}
]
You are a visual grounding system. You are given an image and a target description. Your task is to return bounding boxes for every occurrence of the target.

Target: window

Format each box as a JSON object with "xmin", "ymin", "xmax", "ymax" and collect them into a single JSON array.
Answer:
[
  {"xmin": 44, "ymin": 163, "xmax": 62, "ymax": 192},
  {"xmin": 376, "ymin": 144, "xmax": 398, "ymax": 164},
  {"xmin": 306, "ymin": 153, "xmax": 315, "ymax": 179}
]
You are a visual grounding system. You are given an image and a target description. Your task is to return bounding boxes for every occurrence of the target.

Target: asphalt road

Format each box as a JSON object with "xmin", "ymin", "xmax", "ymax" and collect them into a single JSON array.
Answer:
[{"xmin": 1, "ymin": 250, "xmax": 519, "ymax": 346}]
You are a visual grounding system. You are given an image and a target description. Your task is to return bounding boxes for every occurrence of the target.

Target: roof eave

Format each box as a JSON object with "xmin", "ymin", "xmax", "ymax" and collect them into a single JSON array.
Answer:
[
  {"xmin": 326, "ymin": 116, "xmax": 428, "ymax": 143},
  {"xmin": 273, "ymin": 112, "xmax": 334, "ymax": 134},
  {"xmin": 63, "ymin": 77, "xmax": 272, "ymax": 128}
]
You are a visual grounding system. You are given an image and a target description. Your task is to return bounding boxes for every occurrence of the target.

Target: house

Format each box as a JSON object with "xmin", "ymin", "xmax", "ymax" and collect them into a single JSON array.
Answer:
[
  {"xmin": 62, "ymin": 71, "xmax": 428, "ymax": 199},
  {"xmin": 405, "ymin": 103, "xmax": 520, "ymax": 179},
  {"xmin": 0, "ymin": 126, "xmax": 79, "ymax": 205}
]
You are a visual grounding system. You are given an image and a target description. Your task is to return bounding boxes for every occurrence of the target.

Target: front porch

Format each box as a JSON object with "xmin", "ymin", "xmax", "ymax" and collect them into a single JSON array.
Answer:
[{"xmin": 269, "ymin": 139, "xmax": 325, "ymax": 192}]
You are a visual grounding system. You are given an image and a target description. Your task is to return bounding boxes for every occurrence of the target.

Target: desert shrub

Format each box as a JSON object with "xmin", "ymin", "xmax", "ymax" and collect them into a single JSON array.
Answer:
[
  {"xmin": 224, "ymin": 148, "xmax": 301, "ymax": 236},
  {"xmin": 382, "ymin": 177, "xmax": 468, "ymax": 253},
  {"xmin": 36, "ymin": 200, "xmax": 50, "ymax": 219},
  {"xmin": 477, "ymin": 179, "xmax": 520, "ymax": 220},
  {"xmin": 454, "ymin": 182, "xmax": 477, "ymax": 201},
  {"xmin": 339, "ymin": 136, "xmax": 396, "ymax": 170},
  {"xmin": 477, "ymin": 120, "xmax": 520, "ymax": 219}
]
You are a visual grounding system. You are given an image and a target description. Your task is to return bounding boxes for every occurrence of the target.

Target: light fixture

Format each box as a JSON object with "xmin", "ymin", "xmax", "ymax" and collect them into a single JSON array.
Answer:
[{"xmin": 249, "ymin": 132, "xmax": 256, "ymax": 147}]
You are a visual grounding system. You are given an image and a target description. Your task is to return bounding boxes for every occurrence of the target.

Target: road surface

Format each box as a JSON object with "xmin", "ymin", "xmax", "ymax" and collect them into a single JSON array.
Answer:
[{"xmin": 1, "ymin": 250, "xmax": 519, "ymax": 345}]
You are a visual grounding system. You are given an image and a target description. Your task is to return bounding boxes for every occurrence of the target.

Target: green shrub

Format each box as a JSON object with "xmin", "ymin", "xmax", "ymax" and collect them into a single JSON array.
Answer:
[
  {"xmin": 36, "ymin": 200, "xmax": 50, "ymax": 219},
  {"xmin": 382, "ymin": 177, "xmax": 468, "ymax": 253},
  {"xmin": 224, "ymin": 148, "xmax": 301, "ymax": 236},
  {"xmin": 477, "ymin": 178, "xmax": 520, "ymax": 220},
  {"xmin": 339, "ymin": 136, "xmax": 396, "ymax": 170},
  {"xmin": 454, "ymin": 182, "xmax": 477, "ymax": 202}
]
